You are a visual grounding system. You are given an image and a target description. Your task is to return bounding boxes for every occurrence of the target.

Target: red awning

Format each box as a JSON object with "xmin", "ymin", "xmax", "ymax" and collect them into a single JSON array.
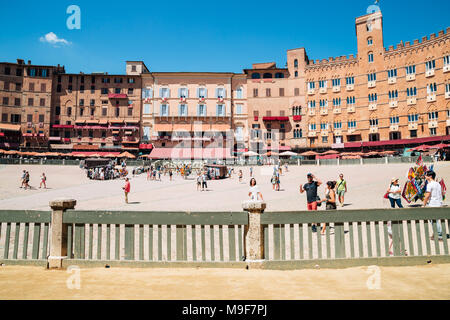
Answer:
[
  {"xmin": 0, "ymin": 133, "xmax": 5, "ymax": 137},
  {"xmin": 108, "ymin": 93, "xmax": 128, "ymax": 99},
  {"xmin": 344, "ymin": 135, "xmax": 450, "ymax": 148},
  {"xmin": 262, "ymin": 116, "xmax": 290, "ymax": 121},
  {"xmin": 52, "ymin": 125, "xmax": 74, "ymax": 129},
  {"xmin": 317, "ymin": 154, "xmax": 340, "ymax": 159},
  {"xmin": 139, "ymin": 144, "xmax": 153, "ymax": 150}
]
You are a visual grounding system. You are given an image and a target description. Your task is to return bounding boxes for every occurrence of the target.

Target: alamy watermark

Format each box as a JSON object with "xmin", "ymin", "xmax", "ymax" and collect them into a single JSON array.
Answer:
[
  {"xmin": 66, "ymin": 265, "xmax": 81, "ymax": 290},
  {"xmin": 66, "ymin": 5, "xmax": 81, "ymax": 30}
]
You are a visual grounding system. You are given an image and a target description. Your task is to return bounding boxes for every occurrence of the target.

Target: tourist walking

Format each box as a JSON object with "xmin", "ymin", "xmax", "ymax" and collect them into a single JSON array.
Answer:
[
  {"xmin": 196, "ymin": 173, "xmax": 202, "ymax": 191},
  {"xmin": 299, "ymin": 173, "xmax": 322, "ymax": 232},
  {"xmin": 336, "ymin": 174, "xmax": 347, "ymax": 207},
  {"xmin": 422, "ymin": 171, "xmax": 447, "ymax": 240},
  {"xmin": 202, "ymin": 171, "xmax": 208, "ymax": 191},
  {"xmin": 386, "ymin": 178, "xmax": 403, "ymax": 208},
  {"xmin": 238, "ymin": 170, "xmax": 243, "ymax": 183},
  {"xmin": 319, "ymin": 181, "xmax": 337, "ymax": 235},
  {"xmin": 249, "ymin": 167, "xmax": 253, "ymax": 177},
  {"xmin": 39, "ymin": 173, "xmax": 47, "ymax": 189},
  {"xmin": 169, "ymin": 169, "xmax": 173, "ymax": 181},
  {"xmin": 271, "ymin": 174, "xmax": 277, "ymax": 190},
  {"xmin": 123, "ymin": 178, "xmax": 130, "ymax": 204},
  {"xmin": 23, "ymin": 171, "xmax": 30, "ymax": 190},
  {"xmin": 248, "ymin": 178, "xmax": 263, "ymax": 201},
  {"xmin": 20, "ymin": 170, "xmax": 26, "ymax": 188}
]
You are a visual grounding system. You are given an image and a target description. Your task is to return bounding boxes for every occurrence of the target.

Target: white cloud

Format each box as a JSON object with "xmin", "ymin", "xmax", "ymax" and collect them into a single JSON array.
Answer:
[{"xmin": 39, "ymin": 32, "xmax": 71, "ymax": 46}]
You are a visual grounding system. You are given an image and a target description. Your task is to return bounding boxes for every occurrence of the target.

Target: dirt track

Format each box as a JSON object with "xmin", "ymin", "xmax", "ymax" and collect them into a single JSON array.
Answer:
[{"xmin": 0, "ymin": 264, "xmax": 449, "ymax": 300}]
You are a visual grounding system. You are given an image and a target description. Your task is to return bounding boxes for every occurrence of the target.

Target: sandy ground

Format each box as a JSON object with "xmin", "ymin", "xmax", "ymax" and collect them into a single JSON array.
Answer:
[
  {"xmin": 0, "ymin": 264, "xmax": 449, "ymax": 300},
  {"xmin": 0, "ymin": 162, "xmax": 448, "ymax": 211}
]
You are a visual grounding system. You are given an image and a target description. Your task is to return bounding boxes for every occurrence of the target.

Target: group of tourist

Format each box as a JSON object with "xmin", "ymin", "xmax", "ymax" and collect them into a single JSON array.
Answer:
[
  {"xmin": 19, "ymin": 170, "xmax": 47, "ymax": 190},
  {"xmin": 86, "ymin": 166, "xmax": 122, "ymax": 180}
]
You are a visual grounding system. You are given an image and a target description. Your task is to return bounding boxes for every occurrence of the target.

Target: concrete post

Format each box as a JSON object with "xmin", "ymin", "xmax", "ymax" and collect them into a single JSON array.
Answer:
[
  {"xmin": 242, "ymin": 201, "xmax": 266, "ymax": 264},
  {"xmin": 48, "ymin": 199, "xmax": 77, "ymax": 269},
  {"xmin": 337, "ymin": 157, "xmax": 340, "ymax": 166},
  {"xmin": 385, "ymin": 157, "xmax": 388, "ymax": 164},
  {"xmin": 297, "ymin": 159, "xmax": 300, "ymax": 166},
  {"xmin": 360, "ymin": 157, "xmax": 363, "ymax": 165}
]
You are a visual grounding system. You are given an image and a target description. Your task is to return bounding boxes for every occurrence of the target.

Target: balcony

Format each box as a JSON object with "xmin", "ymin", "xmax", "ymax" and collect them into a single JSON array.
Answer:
[
  {"xmin": 368, "ymin": 103, "xmax": 377, "ymax": 111},
  {"xmin": 347, "ymin": 106, "xmax": 355, "ymax": 113},
  {"xmin": 308, "ymin": 109, "xmax": 316, "ymax": 116},
  {"xmin": 307, "ymin": 89, "xmax": 315, "ymax": 95},
  {"xmin": 389, "ymin": 101, "xmax": 398, "ymax": 108},
  {"xmin": 388, "ymin": 77, "xmax": 397, "ymax": 84},
  {"xmin": 320, "ymin": 109, "xmax": 328, "ymax": 115},
  {"xmin": 262, "ymin": 116, "xmax": 289, "ymax": 121},
  {"xmin": 108, "ymin": 93, "xmax": 128, "ymax": 99},
  {"xmin": 408, "ymin": 123, "xmax": 418, "ymax": 130},
  {"xmin": 427, "ymin": 94, "xmax": 436, "ymax": 103},
  {"xmin": 333, "ymin": 108, "xmax": 341, "ymax": 114},
  {"xmin": 369, "ymin": 127, "xmax": 378, "ymax": 133},
  {"xmin": 367, "ymin": 81, "xmax": 376, "ymax": 88},
  {"xmin": 406, "ymin": 74, "xmax": 415, "ymax": 81},
  {"xmin": 390, "ymin": 125, "xmax": 399, "ymax": 131},
  {"xmin": 319, "ymin": 88, "xmax": 327, "ymax": 94},
  {"xmin": 346, "ymin": 84, "xmax": 354, "ymax": 91},
  {"xmin": 444, "ymin": 65, "xmax": 450, "ymax": 73},
  {"xmin": 320, "ymin": 131, "xmax": 329, "ymax": 137},
  {"xmin": 332, "ymin": 86, "xmax": 340, "ymax": 93},
  {"xmin": 407, "ymin": 97, "xmax": 417, "ymax": 105},
  {"xmin": 425, "ymin": 69, "xmax": 435, "ymax": 78},
  {"xmin": 308, "ymin": 131, "xmax": 317, "ymax": 137},
  {"xmin": 428, "ymin": 121, "xmax": 438, "ymax": 129},
  {"xmin": 292, "ymin": 115, "xmax": 302, "ymax": 121}
]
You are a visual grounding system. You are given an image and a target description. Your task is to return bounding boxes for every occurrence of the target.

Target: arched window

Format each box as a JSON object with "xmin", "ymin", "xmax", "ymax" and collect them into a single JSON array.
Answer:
[
  {"xmin": 368, "ymin": 52, "xmax": 374, "ymax": 63},
  {"xmin": 263, "ymin": 73, "xmax": 273, "ymax": 79},
  {"xmin": 294, "ymin": 59, "xmax": 298, "ymax": 68},
  {"xmin": 367, "ymin": 37, "xmax": 373, "ymax": 46},
  {"xmin": 275, "ymin": 73, "xmax": 284, "ymax": 78},
  {"xmin": 408, "ymin": 109, "xmax": 419, "ymax": 123},
  {"xmin": 251, "ymin": 73, "xmax": 260, "ymax": 79}
]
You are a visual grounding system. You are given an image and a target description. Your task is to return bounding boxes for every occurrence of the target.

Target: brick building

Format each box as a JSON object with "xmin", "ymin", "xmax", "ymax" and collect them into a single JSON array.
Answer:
[
  {"xmin": 0, "ymin": 59, "xmax": 64, "ymax": 150},
  {"xmin": 303, "ymin": 11, "xmax": 450, "ymax": 151},
  {"xmin": 49, "ymin": 63, "xmax": 142, "ymax": 155}
]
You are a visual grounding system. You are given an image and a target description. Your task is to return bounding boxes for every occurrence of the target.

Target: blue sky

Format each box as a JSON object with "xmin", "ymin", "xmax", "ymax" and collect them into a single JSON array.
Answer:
[{"xmin": 0, "ymin": 0, "xmax": 449, "ymax": 74}]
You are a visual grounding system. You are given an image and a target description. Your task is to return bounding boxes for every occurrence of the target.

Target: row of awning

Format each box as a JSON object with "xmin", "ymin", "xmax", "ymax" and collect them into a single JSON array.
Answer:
[{"xmin": 334, "ymin": 134, "xmax": 450, "ymax": 149}]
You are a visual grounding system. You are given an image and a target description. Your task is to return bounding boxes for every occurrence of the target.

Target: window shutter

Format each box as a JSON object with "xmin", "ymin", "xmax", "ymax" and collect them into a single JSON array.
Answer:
[
  {"xmin": 223, "ymin": 88, "xmax": 226, "ymax": 98},
  {"xmin": 186, "ymin": 88, "xmax": 189, "ymax": 98},
  {"xmin": 159, "ymin": 88, "xmax": 163, "ymax": 98},
  {"xmin": 215, "ymin": 88, "xmax": 219, "ymax": 98},
  {"xmin": 178, "ymin": 88, "xmax": 181, "ymax": 98},
  {"xmin": 149, "ymin": 88, "xmax": 153, "ymax": 98}
]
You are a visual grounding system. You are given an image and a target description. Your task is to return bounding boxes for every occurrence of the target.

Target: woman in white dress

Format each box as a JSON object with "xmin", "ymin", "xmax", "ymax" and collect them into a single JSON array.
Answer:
[{"xmin": 248, "ymin": 178, "xmax": 263, "ymax": 201}]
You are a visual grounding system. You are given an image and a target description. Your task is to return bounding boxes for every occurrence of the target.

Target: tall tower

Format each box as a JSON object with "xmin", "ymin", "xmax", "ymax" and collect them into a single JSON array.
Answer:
[{"xmin": 355, "ymin": 11, "xmax": 384, "ymax": 65}]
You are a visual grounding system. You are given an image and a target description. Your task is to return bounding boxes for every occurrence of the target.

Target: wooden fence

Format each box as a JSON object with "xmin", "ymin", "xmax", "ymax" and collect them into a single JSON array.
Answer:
[
  {"xmin": 261, "ymin": 208, "xmax": 450, "ymax": 268},
  {"xmin": 0, "ymin": 205, "xmax": 449, "ymax": 269}
]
